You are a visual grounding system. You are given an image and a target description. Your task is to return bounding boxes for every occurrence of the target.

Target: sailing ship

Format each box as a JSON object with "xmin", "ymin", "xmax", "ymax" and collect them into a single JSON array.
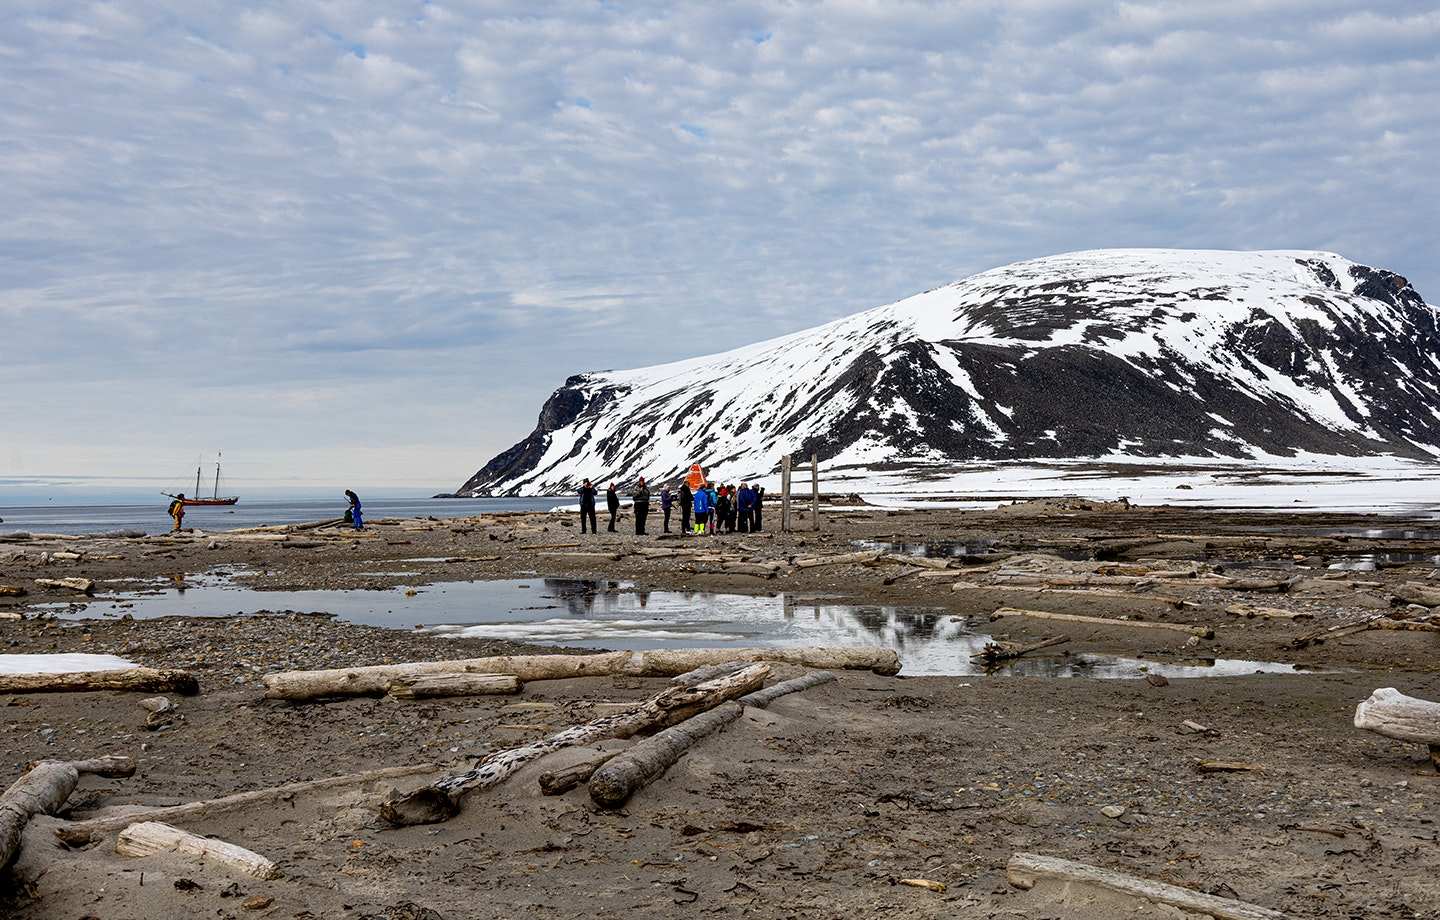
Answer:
[{"xmin": 163, "ymin": 458, "xmax": 239, "ymax": 506}]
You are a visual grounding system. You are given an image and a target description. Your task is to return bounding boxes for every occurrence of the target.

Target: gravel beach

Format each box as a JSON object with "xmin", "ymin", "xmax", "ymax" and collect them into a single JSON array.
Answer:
[{"xmin": 2, "ymin": 500, "xmax": 1439, "ymax": 919}]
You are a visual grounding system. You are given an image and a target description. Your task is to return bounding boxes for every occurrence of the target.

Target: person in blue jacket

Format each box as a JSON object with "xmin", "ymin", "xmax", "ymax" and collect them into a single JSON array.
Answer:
[
  {"xmin": 737, "ymin": 482, "xmax": 756, "ymax": 532},
  {"xmin": 344, "ymin": 490, "xmax": 363, "ymax": 530},
  {"xmin": 692, "ymin": 483, "xmax": 711, "ymax": 535}
]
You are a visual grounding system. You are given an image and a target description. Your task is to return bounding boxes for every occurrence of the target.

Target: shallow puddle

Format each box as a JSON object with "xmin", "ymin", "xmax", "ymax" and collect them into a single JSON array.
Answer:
[{"xmin": 43, "ymin": 572, "xmax": 1316, "ymax": 678}]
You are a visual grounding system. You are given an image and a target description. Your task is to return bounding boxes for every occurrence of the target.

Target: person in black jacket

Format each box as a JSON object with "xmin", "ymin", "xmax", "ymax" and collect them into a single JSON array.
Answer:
[
  {"xmin": 632, "ymin": 477, "xmax": 650, "ymax": 535},
  {"xmin": 606, "ymin": 483, "xmax": 620, "ymax": 532},
  {"xmin": 679, "ymin": 482, "xmax": 692, "ymax": 534},
  {"xmin": 578, "ymin": 479, "xmax": 598, "ymax": 533}
]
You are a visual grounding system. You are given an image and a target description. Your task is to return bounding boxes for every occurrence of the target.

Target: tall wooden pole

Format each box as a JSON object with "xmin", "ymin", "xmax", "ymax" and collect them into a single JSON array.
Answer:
[
  {"xmin": 780, "ymin": 453, "xmax": 792, "ymax": 532},
  {"xmin": 810, "ymin": 452, "xmax": 819, "ymax": 531}
]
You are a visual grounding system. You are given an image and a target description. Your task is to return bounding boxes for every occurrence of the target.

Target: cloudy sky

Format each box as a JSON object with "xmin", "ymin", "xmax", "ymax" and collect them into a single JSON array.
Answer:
[{"xmin": 3, "ymin": 1, "xmax": 1437, "ymax": 500}]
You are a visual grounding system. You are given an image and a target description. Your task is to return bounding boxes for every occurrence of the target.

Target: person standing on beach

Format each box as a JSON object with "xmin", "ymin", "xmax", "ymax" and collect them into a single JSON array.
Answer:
[
  {"xmin": 753, "ymin": 486, "xmax": 765, "ymax": 532},
  {"xmin": 692, "ymin": 482, "xmax": 711, "ymax": 535},
  {"xmin": 606, "ymin": 483, "xmax": 620, "ymax": 532},
  {"xmin": 737, "ymin": 482, "xmax": 755, "ymax": 533},
  {"xmin": 345, "ymin": 490, "xmax": 364, "ymax": 530},
  {"xmin": 168, "ymin": 494, "xmax": 185, "ymax": 532},
  {"xmin": 578, "ymin": 479, "xmax": 598, "ymax": 533},
  {"xmin": 660, "ymin": 485, "xmax": 673, "ymax": 533},
  {"xmin": 632, "ymin": 476, "xmax": 651, "ymax": 535},
  {"xmin": 679, "ymin": 482, "xmax": 692, "ymax": 534}
]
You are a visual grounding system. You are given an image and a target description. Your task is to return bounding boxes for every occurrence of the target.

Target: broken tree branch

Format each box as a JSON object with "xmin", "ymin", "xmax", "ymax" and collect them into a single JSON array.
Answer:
[
  {"xmin": 972, "ymin": 635, "xmax": 1070, "ymax": 663},
  {"xmin": 1006, "ymin": 852, "xmax": 1287, "ymax": 920},
  {"xmin": 54, "ymin": 763, "xmax": 438, "ymax": 846},
  {"xmin": 989, "ymin": 607, "xmax": 1213, "ymax": 638}
]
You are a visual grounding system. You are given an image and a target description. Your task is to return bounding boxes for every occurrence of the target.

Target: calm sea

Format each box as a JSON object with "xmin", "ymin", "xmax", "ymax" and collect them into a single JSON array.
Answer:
[{"xmin": 0, "ymin": 496, "xmax": 565, "ymax": 537}]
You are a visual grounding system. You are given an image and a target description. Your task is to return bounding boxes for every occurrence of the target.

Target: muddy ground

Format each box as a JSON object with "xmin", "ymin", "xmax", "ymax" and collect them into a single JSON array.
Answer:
[{"xmin": 1, "ymin": 498, "xmax": 1439, "ymax": 919}]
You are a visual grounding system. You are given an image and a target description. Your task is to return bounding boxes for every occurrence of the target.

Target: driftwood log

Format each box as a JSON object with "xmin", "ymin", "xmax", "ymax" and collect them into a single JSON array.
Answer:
[
  {"xmin": 1006, "ymin": 852, "xmax": 1287, "ymax": 920},
  {"xmin": 539, "ymin": 751, "xmax": 624, "ymax": 796},
  {"xmin": 1354, "ymin": 687, "xmax": 1440, "ymax": 770},
  {"xmin": 116, "ymin": 821, "xmax": 279, "ymax": 879},
  {"xmin": 32, "ymin": 577, "xmax": 95, "ymax": 594},
  {"xmin": 588, "ymin": 671, "xmax": 837, "ymax": 809},
  {"xmin": 972, "ymin": 635, "xmax": 1070, "ymax": 663},
  {"xmin": 386, "ymin": 673, "xmax": 522, "ymax": 700},
  {"xmin": 1391, "ymin": 582, "xmax": 1440, "ymax": 608},
  {"xmin": 54, "ymin": 763, "xmax": 438, "ymax": 846},
  {"xmin": 1, "ymin": 755, "xmax": 135, "ymax": 869},
  {"xmin": 791, "ymin": 550, "xmax": 883, "ymax": 568},
  {"xmin": 379, "ymin": 664, "xmax": 771, "ymax": 826},
  {"xmin": 264, "ymin": 646, "xmax": 899, "ymax": 700},
  {"xmin": 0, "ymin": 667, "xmax": 200, "ymax": 696},
  {"xmin": 990, "ymin": 607, "xmax": 1213, "ymax": 638}
]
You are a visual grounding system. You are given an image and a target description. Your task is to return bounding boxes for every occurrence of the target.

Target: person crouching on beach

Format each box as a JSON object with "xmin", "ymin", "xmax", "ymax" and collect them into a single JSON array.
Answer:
[{"xmin": 345, "ymin": 489, "xmax": 364, "ymax": 530}]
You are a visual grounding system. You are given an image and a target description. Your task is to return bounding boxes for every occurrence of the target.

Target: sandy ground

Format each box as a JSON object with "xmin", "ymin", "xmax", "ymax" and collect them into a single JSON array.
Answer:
[{"xmin": 2, "ymin": 499, "xmax": 1440, "ymax": 919}]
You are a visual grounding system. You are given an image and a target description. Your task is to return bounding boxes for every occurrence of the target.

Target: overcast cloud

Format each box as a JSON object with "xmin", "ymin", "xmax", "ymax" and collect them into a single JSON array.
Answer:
[{"xmin": 2, "ymin": 0, "xmax": 1437, "ymax": 498}]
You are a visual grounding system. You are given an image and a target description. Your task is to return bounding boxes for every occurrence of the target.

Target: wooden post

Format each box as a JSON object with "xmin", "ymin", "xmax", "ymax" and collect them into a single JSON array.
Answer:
[
  {"xmin": 810, "ymin": 452, "xmax": 819, "ymax": 532},
  {"xmin": 780, "ymin": 454, "xmax": 792, "ymax": 533},
  {"xmin": 780, "ymin": 452, "xmax": 820, "ymax": 533}
]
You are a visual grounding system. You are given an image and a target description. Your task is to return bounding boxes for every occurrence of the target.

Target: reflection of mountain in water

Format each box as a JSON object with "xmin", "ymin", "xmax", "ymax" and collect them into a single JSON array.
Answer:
[
  {"xmin": 782, "ymin": 597, "xmax": 990, "ymax": 665},
  {"xmin": 540, "ymin": 578, "xmax": 685, "ymax": 618}
]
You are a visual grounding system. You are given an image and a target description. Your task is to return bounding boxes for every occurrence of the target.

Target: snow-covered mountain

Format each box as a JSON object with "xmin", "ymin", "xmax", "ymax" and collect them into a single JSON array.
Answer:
[{"xmin": 457, "ymin": 249, "xmax": 1440, "ymax": 496}]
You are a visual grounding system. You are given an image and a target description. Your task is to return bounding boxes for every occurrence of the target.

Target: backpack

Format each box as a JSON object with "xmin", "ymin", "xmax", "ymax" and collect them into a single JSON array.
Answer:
[{"xmin": 168, "ymin": 499, "xmax": 181, "ymax": 516}]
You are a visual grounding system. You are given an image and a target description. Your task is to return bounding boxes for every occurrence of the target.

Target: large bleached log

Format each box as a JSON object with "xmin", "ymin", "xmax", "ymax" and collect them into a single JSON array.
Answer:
[
  {"xmin": 588, "ymin": 671, "xmax": 837, "ymax": 809},
  {"xmin": 989, "ymin": 607, "xmax": 1214, "ymax": 638},
  {"xmin": 0, "ymin": 667, "xmax": 200, "ymax": 696},
  {"xmin": 386, "ymin": 673, "xmax": 521, "ymax": 700},
  {"xmin": 54, "ymin": 763, "xmax": 438, "ymax": 845},
  {"xmin": 379, "ymin": 664, "xmax": 771, "ymax": 826},
  {"xmin": 1006, "ymin": 853, "xmax": 1287, "ymax": 920},
  {"xmin": 1, "ymin": 755, "xmax": 135, "ymax": 869},
  {"xmin": 1355, "ymin": 687, "xmax": 1440, "ymax": 769},
  {"xmin": 116, "ymin": 821, "xmax": 279, "ymax": 879},
  {"xmin": 264, "ymin": 646, "xmax": 900, "ymax": 700}
]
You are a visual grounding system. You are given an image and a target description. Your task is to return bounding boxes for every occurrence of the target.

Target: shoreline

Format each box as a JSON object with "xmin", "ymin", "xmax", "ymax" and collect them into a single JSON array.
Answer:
[{"xmin": 2, "ymin": 502, "xmax": 1439, "ymax": 918}]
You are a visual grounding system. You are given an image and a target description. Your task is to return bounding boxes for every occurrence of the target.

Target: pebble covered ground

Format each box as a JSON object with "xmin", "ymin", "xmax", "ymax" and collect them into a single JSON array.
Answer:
[{"xmin": 2, "ymin": 500, "xmax": 1439, "ymax": 918}]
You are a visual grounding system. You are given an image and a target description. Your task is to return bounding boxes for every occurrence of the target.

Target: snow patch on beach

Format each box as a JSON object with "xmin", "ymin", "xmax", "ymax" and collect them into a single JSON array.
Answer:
[{"xmin": 0, "ymin": 653, "xmax": 137, "ymax": 675}]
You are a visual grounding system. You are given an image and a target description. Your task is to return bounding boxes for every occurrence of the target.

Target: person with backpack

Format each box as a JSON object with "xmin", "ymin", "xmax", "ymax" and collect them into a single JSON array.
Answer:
[
  {"xmin": 167, "ymin": 495, "xmax": 185, "ymax": 532},
  {"xmin": 692, "ymin": 482, "xmax": 711, "ymax": 535},
  {"xmin": 345, "ymin": 490, "xmax": 364, "ymax": 530}
]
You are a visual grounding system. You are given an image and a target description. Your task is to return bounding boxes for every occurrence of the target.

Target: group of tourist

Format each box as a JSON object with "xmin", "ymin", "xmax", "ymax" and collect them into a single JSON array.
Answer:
[{"xmin": 576, "ymin": 477, "xmax": 766, "ymax": 536}]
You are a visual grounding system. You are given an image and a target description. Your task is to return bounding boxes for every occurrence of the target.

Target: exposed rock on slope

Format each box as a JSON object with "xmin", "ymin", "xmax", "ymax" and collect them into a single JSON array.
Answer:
[{"xmin": 459, "ymin": 249, "xmax": 1440, "ymax": 495}]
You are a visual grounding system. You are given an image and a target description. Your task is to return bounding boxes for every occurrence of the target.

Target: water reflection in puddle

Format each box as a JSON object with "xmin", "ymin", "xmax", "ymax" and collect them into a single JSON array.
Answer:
[{"xmin": 50, "ymin": 573, "xmax": 1313, "ymax": 678}]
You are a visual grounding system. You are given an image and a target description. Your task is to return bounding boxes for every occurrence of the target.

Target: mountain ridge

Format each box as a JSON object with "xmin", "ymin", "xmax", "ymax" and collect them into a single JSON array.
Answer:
[{"xmin": 457, "ymin": 249, "xmax": 1440, "ymax": 496}]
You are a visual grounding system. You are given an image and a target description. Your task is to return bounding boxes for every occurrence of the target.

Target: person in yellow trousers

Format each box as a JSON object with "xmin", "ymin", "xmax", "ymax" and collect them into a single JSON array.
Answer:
[{"xmin": 168, "ymin": 494, "xmax": 185, "ymax": 532}]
